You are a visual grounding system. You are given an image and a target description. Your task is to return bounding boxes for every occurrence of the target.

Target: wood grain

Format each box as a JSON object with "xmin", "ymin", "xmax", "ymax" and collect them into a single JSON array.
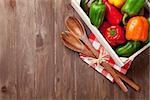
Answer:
[
  {"xmin": 0, "ymin": 0, "xmax": 17, "ymax": 99},
  {"xmin": 0, "ymin": 0, "xmax": 149, "ymax": 100}
]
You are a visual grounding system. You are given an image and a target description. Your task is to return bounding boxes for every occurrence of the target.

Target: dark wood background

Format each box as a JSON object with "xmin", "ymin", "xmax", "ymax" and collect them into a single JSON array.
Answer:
[{"xmin": 0, "ymin": 0, "xmax": 149, "ymax": 100}]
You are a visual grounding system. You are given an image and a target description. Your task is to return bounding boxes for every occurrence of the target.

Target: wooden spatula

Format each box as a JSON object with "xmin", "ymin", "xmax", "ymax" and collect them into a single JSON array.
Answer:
[{"xmin": 61, "ymin": 31, "xmax": 95, "ymax": 58}]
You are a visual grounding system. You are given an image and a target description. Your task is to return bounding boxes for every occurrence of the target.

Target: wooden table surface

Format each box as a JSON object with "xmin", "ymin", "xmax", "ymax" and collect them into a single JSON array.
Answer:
[{"xmin": 0, "ymin": 0, "xmax": 149, "ymax": 100}]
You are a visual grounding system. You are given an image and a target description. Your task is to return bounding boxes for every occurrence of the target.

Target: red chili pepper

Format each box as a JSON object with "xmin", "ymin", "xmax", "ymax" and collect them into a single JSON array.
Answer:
[
  {"xmin": 103, "ymin": 0, "xmax": 123, "ymax": 25},
  {"xmin": 104, "ymin": 25, "xmax": 126, "ymax": 46}
]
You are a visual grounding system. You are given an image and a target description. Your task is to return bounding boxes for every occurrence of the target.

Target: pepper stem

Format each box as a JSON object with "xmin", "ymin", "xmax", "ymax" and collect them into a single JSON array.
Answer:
[
  {"xmin": 98, "ymin": 0, "xmax": 102, "ymax": 3},
  {"xmin": 96, "ymin": 0, "xmax": 102, "ymax": 3},
  {"xmin": 110, "ymin": 29, "xmax": 116, "ymax": 36},
  {"xmin": 122, "ymin": 13, "xmax": 128, "ymax": 25}
]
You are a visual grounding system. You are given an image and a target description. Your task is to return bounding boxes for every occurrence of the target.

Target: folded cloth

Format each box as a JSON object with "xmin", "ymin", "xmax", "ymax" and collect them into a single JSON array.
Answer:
[{"xmin": 80, "ymin": 33, "xmax": 132, "ymax": 82}]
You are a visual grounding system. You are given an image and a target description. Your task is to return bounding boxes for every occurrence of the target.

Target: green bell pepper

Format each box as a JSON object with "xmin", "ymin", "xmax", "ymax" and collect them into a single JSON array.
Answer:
[
  {"xmin": 116, "ymin": 41, "xmax": 141, "ymax": 57},
  {"xmin": 89, "ymin": 0, "xmax": 106, "ymax": 28},
  {"xmin": 145, "ymin": 17, "xmax": 150, "ymax": 44},
  {"xmin": 121, "ymin": 0, "xmax": 146, "ymax": 25}
]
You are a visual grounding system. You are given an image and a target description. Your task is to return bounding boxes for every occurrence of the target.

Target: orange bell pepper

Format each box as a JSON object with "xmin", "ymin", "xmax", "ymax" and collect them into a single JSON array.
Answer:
[{"xmin": 126, "ymin": 16, "xmax": 149, "ymax": 41}]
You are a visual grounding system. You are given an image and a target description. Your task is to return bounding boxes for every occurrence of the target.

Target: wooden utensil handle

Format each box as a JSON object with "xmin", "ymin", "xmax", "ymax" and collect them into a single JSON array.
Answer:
[
  {"xmin": 82, "ymin": 46, "xmax": 96, "ymax": 58},
  {"xmin": 102, "ymin": 62, "xmax": 128, "ymax": 92},
  {"xmin": 115, "ymin": 70, "xmax": 140, "ymax": 91},
  {"xmin": 81, "ymin": 34, "xmax": 99, "ymax": 58}
]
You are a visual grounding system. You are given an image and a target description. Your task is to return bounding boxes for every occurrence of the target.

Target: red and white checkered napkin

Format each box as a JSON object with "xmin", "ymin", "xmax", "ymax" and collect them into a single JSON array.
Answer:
[{"xmin": 80, "ymin": 33, "xmax": 132, "ymax": 82}]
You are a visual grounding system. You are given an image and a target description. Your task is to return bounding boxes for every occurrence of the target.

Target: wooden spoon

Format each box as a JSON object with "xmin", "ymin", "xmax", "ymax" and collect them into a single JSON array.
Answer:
[
  {"xmin": 65, "ymin": 16, "xmax": 99, "ymax": 58},
  {"xmin": 61, "ymin": 31, "xmax": 95, "ymax": 58}
]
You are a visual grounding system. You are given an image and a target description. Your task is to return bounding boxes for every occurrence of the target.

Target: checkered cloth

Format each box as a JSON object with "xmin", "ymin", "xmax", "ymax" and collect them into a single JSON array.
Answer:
[{"xmin": 80, "ymin": 33, "xmax": 132, "ymax": 82}]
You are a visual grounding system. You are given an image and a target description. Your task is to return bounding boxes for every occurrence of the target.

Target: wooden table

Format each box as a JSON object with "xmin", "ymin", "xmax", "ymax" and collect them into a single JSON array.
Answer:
[{"xmin": 0, "ymin": 0, "xmax": 149, "ymax": 100}]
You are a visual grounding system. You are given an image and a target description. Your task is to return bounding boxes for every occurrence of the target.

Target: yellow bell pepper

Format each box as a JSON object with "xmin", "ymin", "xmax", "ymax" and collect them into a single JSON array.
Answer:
[{"xmin": 108, "ymin": 0, "xmax": 126, "ymax": 8}]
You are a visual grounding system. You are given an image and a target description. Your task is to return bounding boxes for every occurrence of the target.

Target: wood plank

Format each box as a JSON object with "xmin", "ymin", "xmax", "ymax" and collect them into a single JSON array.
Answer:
[
  {"xmin": 14, "ymin": 0, "xmax": 35, "ymax": 100},
  {"xmin": 34, "ymin": 0, "xmax": 55, "ymax": 99},
  {"xmin": 54, "ymin": 0, "xmax": 77, "ymax": 100},
  {"xmin": 0, "ymin": 0, "xmax": 17, "ymax": 100}
]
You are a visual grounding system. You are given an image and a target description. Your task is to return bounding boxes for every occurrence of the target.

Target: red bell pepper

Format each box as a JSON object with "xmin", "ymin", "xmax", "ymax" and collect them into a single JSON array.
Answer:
[
  {"xmin": 103, "ymin": 25, "xmax": 126, "ymax": 46},
  {"xmin": 103, "ymin": 0, "xmax": 123, "ymax": 25},
  {"xmin": 99, "ymin": 21, "xmax": 110, "ymax": 34}
]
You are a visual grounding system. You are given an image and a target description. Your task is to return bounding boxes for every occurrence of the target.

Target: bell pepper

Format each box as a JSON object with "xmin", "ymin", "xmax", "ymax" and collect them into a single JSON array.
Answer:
[
  {"xmin": 121, "ymin": 0, "xmax": 146, "ymax": 25},
  {"xmin": 108, "ymin": 0, "xmax": 126, "ymax": 8},
  {"xmin": 145, "ymin": 17, "xmax": 150, "ymax": 44},
  {"xmin": 103, "ymin": 25, "xmax": 126, "ymax": 46},
  {"xmin": 99, "ymin": 21, "xmax": 110, "ymax": 34},
  {"xmin": 126, "ymin": 16, "xmax": 149, "ymax": 42},
  {"xmin": 89, "ymin": 0, "xmax": 106, "ymax": 28},
  {"xmin": 80, "ymin": 0, "xmax": 94, "ymax": 14},
  {"xmin": 116, "ymin": 41, "xmax": 141, "ymax": 57},
  {"xmin": 103, "ymin": 0, "xmax": 123, "ymax": 25}
]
